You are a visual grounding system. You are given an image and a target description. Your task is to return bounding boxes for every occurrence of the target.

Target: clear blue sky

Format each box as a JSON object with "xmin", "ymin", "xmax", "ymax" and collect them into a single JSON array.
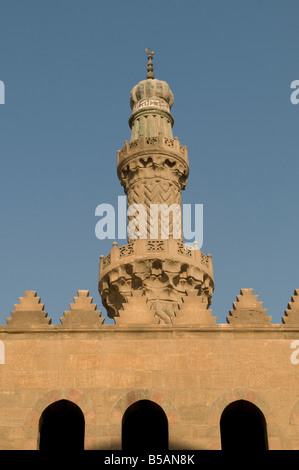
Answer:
[{"xmin": 0, "ymin": 0, "xmax": 298, "ymax": 325}]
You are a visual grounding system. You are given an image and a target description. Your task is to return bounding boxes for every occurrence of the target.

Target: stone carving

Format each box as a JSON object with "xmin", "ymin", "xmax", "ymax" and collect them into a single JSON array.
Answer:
[
  {"xmin": 130, "ymin": 180, "xmax": 181, "ymax": 241},
  {"xmin": 101, "ymin": 253, "xmax": 111, "ymax": 269},
  {"xmin": 99, "ymin": 68, "xmax": 214, "ymax": 325},
  {"xmin": 132, "ymin": 98, "xmax": 170, "ymax": 114},
  {"xmin": 147, "ymin": 240, "xmax": 165, "ymax": 252},
  {"xmin": 177, "ymin": 242, "xmax": 192, "ymax": 257},
  {"xmin": 164, "ymin": 137, "xmax": 175, "ymax": 147},
  {"xmin": 282, "ymin": 289, "xmax": 299, "ymax": 324},
  {"xmin": 119, "ymin": 243, "xmax": 135, "ymax": 257},
  {"xmin": 119, "ymin": 150, "xmax": 188, "ymax": 242},
  {"xmin": 145, "ymin": 136, "xmax": 158, "ymax": 145},
  {"xmin": 227, "ymin": 288, "xmax": 271, "ymax": 325},
  {"xmin": 117, "ymin": 136, "xmax": 188, "ymax": 164},
  {"xmin": 201, "ymin": 252, "xmax": 210, "ymax": 267},
  {"xmin": 60, "ymin": 290, "xmax": 104, "ymax": 328},
  {"xmin": 99, "ymin": 239, "xmax": 214, "ymax": 324},
  {"xmin": 117, "ymin": 132, "xmax": 189, "ymax": 244},
  {"xmin": 129, "ymin": 140, "xmax": 138, "ymax": 150},
  {"xmin": 7, "ymin": 290, "xmax": 51, "ymax": 327}
]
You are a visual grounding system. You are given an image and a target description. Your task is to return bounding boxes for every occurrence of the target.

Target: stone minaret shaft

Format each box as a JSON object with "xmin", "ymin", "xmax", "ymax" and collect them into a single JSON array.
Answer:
[
  {"xmin": 99, "ymin": 50, "xmax": 214, "ymax": 324},
  {"xmin": 117, "ymin": 49, "xmax": 188, "ymax": 242}
]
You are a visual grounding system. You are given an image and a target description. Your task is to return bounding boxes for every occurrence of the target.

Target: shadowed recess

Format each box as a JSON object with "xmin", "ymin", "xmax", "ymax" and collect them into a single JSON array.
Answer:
[
  {"xmin": 122, "ymin": 399, "xmax": 168, "ymax": 451},
  {"xmin": 39, "ymin": 399, "xmax": 85, "ymax": 451},
  {"xmin": 220, "ymin": 399, "xmax": 268, "ymax": 451}
]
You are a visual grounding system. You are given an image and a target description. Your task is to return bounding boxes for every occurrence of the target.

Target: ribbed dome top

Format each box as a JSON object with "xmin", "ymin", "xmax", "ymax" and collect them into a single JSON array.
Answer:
[{"xmin": 130, "ymin": 78, "xmax": 174, "ymax": 111}]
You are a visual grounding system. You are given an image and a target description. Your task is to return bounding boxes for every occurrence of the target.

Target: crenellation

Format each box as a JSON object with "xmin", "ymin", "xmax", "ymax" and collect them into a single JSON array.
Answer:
[
  {"xmin": 60, "ymin": 290, "xmax": 104, "ymax": 328},
  {"xmin": 6, "ymin": 291, "xmax": 51, "ymax": 328},
  {"xmin": 227, "ymin": 289, "xmax": 272, "ymax": 325},
  {"xmin": 282, "ymin": 289, "xmax": 299, "ymax": 325},
  {"xmin": 173, "ymin": 291, "xmax": 216, "ymax": 326},
  {"xmin": 114, "ymin": 291, "xmax": 159, "ymax": 325}
]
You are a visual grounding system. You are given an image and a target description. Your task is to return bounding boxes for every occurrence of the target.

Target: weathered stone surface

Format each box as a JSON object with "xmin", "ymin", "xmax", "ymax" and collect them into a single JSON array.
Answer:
[
  {"xmin": 0, "ymin": 325, "xmax": 299, "ymax": 450},
  {"xmin": 99, "ymin": 239, "xmax": 214, "ymax": 324},
  {"xmin": 117, "ymin": 135, "xmax": 188, "ymax": 242},
  {"xmin": 6, "ymin": 291, "xmax": 51, "ymax": 327},
  {"xmin": 226, "ymin": 288, "xmax": 271, "ymax": 325},
  {"xmin": 60, "ymin": 290, "xmax": 104, "ymax": 327},
  {"xmin": 173, "ymin": 291, "xmax": 216, "ymax": 325},
  {"xmin": 115, "ymin": 291, "xmax": 159, "ymax": 325}
]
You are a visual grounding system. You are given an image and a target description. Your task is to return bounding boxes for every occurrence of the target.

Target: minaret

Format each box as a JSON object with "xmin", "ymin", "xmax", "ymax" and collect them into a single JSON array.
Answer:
[
  {"xmin": 99, "ymin": 49, "xmax": 215, "ymax": 325},
  {"xmin": 120, "ymin": 48, "xmax": 187, "ymax": 242}
]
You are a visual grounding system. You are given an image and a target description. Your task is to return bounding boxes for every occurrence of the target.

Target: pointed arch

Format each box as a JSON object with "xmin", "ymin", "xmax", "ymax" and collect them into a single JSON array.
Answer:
[
  {"xmin": 25, "ymin": 388, "xmax": 96, "ymax": 450},
  {"xmin": 110, "ymin": 388, "xmax": 179, "ymax": 426},
  {"xmin": 207, "ymin": 388, "xmax": 275, "ymax": 426},
  {"xmin": 206, "ymin": 387, "xmax": 277, "ymax": 450},
  {"xmin": 122, "ymin": 399, "xmax": 168, "ymax": 451},
  {"xmin": 39, "ymin": 399, "xmax": 85, "ymax": 450},
  {"xmin": 220, "ymin": 399, "xmax": 268, "ymax": 450}
]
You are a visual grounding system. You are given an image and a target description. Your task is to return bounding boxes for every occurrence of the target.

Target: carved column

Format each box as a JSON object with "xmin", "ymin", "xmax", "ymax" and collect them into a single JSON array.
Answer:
[{"xmin": 117, "ymin": 134, "xmax": 188, "ymax": 241}]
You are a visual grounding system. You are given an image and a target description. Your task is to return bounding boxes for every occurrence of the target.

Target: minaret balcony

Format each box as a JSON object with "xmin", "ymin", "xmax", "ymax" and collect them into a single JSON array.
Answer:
[
  {"xmin": 117, "ymin": 134, "xmax": 188, "ymax": 169},
  {"xmin": 99, "ymin": 238, "xmax": 213, "ymax": 281}
]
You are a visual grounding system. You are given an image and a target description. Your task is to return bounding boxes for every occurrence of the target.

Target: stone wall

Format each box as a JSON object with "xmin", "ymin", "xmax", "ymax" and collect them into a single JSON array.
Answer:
[{"xmin": 1, "ymin": 321, "xmax": 299, "ymax": 450}]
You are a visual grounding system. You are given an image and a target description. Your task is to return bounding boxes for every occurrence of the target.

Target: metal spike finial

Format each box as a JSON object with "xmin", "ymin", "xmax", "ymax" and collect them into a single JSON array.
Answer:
[{"xmin": 145, "ymin": 48, "xmax": 155, "ymax": 79}]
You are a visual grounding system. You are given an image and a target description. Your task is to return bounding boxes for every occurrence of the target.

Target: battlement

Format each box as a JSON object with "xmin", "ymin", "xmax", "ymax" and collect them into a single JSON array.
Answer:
[{"xmin": 1, "ymin": 287, "xmax": 298, "ymax": 329}]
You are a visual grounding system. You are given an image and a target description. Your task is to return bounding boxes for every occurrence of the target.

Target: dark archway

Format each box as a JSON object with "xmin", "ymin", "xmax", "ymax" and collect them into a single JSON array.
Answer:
[
  {"xmin": 220, "ymin": 399, "xmax": 268, "ymax": 450},
  {"xmin": 122, "ymin": 399, "xmax": 168, "ymax": 451},
  {"xmin": 39, "ymin": 399, "xmax": 85, "ymax": 451}
]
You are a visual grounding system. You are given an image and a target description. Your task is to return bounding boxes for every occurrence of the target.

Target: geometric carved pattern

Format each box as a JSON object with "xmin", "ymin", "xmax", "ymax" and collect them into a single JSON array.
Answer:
[
  {"xmin": 99, "ymin": 249, "xmax": 214, "ymax": 325},
  {"xmin": 6, "ymin": 290, "xmax": 51, "ymax": 327},
  {"xmin": 226, "ymin": 288, "xmax": 271, "ymax": 325},
  {"xmin": 282, "ymin": 289, "xmax": 299, "ymax": 325},
  {"xmin": 118, "ymin": 134, "xmax": 189, "ymax": 244},
  {"xmin": 60, "ymin": 290, "xmax": 104, "ymax": 328},
  {"xmin": 127, "ymin": 176, "xmax": 182, "ymax": 241}
]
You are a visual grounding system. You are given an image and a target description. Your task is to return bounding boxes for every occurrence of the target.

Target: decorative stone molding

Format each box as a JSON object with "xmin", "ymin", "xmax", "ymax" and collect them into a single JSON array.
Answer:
[
  {"xmin": 60, "ymin": 290, "xmax": 104, "ymax": 328},
  {"xmin": 117, "ymin": 135, "xmax": 189, "ymax": 242},
  {"xmin": 226, "ymin": 288, "xmax": 271, "ymax": 325},
  {"xmin": 117, "ymin": 135, "xmax": 188, "ymax": 167},
  {"xmin": 99, "ymin": 239, "xmax": 214, "ymax": 324},
  {"xmin": 173, "ymin": 291, "xmax": 216, "ymax": 325},
  {"xmin": 6, "ymin": 290, "xmax": 51, "ymax": 327},
  {"xmin": 282, "ymin": 289, "xmax": 299, "ymax": 325}
]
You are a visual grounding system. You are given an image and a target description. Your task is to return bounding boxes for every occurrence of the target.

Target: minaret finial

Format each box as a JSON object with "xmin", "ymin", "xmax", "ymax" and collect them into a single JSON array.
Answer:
[{"xmin": 145, "ymin": 48, "xmax": 155, "ymax": 79}]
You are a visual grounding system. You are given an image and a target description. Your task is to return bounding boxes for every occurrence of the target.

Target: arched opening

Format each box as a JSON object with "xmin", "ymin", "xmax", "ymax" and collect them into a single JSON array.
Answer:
[
  {"xmin": 39, "ymin": 399, "xmax": 85, "ymax": 451},
  {"xmin": 220, "ymin": 399, "xmax": 268, "ymax": 450},
  {"xmin": 122, "ymin": 399, "xmax": 168, "ymax": 451}
]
